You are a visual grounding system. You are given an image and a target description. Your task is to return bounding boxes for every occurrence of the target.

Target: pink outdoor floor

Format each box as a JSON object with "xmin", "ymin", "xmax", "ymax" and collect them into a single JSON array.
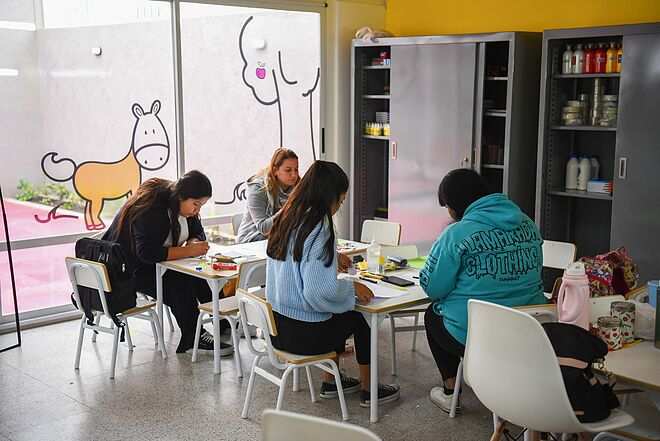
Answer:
[{"xmin": 1, "ymin": 199, "xmax": 88, "ymax": 315}]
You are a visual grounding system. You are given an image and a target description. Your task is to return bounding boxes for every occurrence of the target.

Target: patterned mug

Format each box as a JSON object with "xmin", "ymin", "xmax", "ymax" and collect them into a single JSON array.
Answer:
[
  {"xmin": 610, "ymin": 301, "xmax": 635, "ymax": 344},
  {"xmin": 597, "ymin": 316, "xmax": 623, "ymax": 351}
]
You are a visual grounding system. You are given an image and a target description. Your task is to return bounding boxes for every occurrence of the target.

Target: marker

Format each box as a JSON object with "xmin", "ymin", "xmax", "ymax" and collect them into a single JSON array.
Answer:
[{"xmin": 359, "ymin": 276, "xmax": 379, "ymax": 284}]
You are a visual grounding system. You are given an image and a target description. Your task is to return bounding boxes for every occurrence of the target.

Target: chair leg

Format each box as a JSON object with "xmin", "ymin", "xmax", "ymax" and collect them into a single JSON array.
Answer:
[
  {"xmin": 449, "ymin": 358, "xmax": 463, "ymax": 418},
  {"xmin": 241, "ymin": 356, "xmax": 261, "ymax": 419},
  {"xmin": 293, "ymin": 367, "xmax": 300, "ymax": 392},
  {"xmin": 110, "ymin": 325, "xmax": 120, "ymax": 379},
  {"xmin": 74, "ymin": 316, "xmax": 86, "ymax": 370},
  {"xmin": 305, "ymin": 366, "xmax": 316, "ymax": 403},
  {"xmin": 124, "ymin": 319, "xmax": 134, "ymax": 352},
  {"xmin": 276, "ymin": 366, "xmax": 293, "ymax": 411},
  {"xmin": 166, "ymin": 306, "xmax": 175, "ymax": 333},
  {"xmin": 390, "ymin": 315, "xmax": 398, "ymax": 376},
  {"xmin": 412, "ymin": 313, "xmax": 420, "ymax": 352},
  {"xmin": 148, "ymin": 312, "xmax": 158, "ymax": 348},
  {"xmin": 191, "ymin": 312, "xmax": 205, "ymax": 363},
  {"xmin": 227, "ymin": 316, "xmax": 242, "ymax": 379},
  {"xmin": 150, "ymin": 310, "xmax": 167, "ymax": 359},
  {"xmin": 327, "ymin": 360, "xmax": 349, "ymax": 421},
  {"xmin": 91, "ymin": 314, "xmax": 101, "ymax": 342}
]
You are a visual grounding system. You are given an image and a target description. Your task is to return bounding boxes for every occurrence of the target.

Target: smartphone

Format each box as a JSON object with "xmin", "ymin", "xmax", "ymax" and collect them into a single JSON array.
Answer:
[{"xmin": 381, "ymin": 275, "xmax": 414, "ymax": 287}]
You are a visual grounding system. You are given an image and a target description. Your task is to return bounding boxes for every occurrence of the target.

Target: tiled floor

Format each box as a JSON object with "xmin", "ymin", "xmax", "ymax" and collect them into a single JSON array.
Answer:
[{"xmin": 0, "ymin": 316, "xmax": 494, "ymax": 441}]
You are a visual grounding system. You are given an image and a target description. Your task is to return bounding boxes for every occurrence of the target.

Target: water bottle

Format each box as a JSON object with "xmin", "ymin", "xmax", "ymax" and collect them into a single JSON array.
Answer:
[
  {"xmin": 367, "ymin": 237, "xmax": 383, "ymax": 275},
  {"xmin": 577, "ymin": 157, "xmax": 591, "ymax": 191},
  {"xmin": 557, "ymin": 262, "xmax": 591, "ymax": 330},
  {"xmin": 565, "ymin": 154, "xmax": 579, "ymax": 190}
]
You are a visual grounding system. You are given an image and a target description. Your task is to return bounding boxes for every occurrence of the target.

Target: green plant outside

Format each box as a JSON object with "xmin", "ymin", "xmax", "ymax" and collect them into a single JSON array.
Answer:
[{"xmin": 16, "ymin": 179, "xmax": 85, "ymax": 211}]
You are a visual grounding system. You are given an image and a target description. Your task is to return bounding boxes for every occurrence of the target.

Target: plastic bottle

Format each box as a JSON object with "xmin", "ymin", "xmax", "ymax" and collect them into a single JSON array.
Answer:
[
  {"xmin": 594, "ymin": 43, "xmax": 607, "ymax": 73},
  {"xmin": 572, "ymin": 44, "xmax": 585, "ymax": 74},
  {"xmin": 565, "ymin": 154, "xmax": 579, "ymax": 190},
  {"xmin": 590, "ymin": 156, "xmax": 600, "ymax": 180},
  {"xmin": 605, "ymin": 42, "xmax": 617, "ymax": 73},
  {"xmin": 577, "ymin": 157, "xmax": 591, "ymax": 191},
  {"xmin": 557, "ymin": 262, "xmax": 591, "ymax": 331},
  {"xmin": 616, "ymin": 43, "xmax": 623, "ymax": 73},
  {"xmin": 562, "ymin": 44, "xmax": 573, "ymax": 74},
  {"xmin": 584, "ymin": 44, "xmax": 595, "ymax": 74},
  {"xmin": 367, "ymin": 237, "xmax": 384, "ymax": 275}
]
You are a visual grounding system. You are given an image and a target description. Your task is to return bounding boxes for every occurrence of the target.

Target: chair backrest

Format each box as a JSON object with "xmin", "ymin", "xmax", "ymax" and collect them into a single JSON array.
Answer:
[
  {"xmin": 360, "ymin": 220, "xmax": 401, "ymax": 246},
  {"xmin": 231, "ymin": 213, "xmax": 244, "ymax": 235},
  {"xmin": 65, "ymin": 256, "xmax": 112, "ymax": 317},
  {"xmin": 589, "ymin": 295, "xmax": 626, "ymax": 325},
  {"xmin": 463, "ymin": 299, "xmax": 584, "ymax": 434},
  {"xmin": 238, "ymin": 260, "xmax": 266, "ymax": 290},
  {"xmin": 262, "ymin": 409, "xmax": 382, "ymax": 441},
  {"xmin": 237, "ymin": 288, "xmax": 284, "ymax": 368},
  {"xmin": 542, "ymin": 240, "xmax": 577, "ymax": 270}
]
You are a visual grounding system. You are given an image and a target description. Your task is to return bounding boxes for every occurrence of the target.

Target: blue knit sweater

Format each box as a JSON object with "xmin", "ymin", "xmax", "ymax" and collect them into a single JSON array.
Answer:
[{"xmin": 266, "ymin": 220, "xmax": 355, "ymax": 322}]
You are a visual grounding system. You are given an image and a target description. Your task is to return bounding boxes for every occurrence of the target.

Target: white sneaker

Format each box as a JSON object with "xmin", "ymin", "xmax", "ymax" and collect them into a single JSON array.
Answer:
[{"xmin": 429, "ymin": 386, "xmax": 460, "ymax": 414}]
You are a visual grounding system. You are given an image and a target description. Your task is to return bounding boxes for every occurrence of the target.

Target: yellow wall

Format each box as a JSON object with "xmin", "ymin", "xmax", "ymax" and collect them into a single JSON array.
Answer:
[{"xmin": 385, "ymin": 0, "xmax": 660, "ymax": 36}]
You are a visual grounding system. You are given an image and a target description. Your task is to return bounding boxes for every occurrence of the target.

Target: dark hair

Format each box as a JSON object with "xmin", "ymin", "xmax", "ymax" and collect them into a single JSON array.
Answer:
[
  {"xmin": 437, "ymin": 169, "xmax": 491, "ymax": 220},
  {"xmin": 116, "ymin": 170, "xmax": 212, "ymax": 245},
  {"xmin": 267, "ymin": 161, "xmax": 349, "ymax": 266}
]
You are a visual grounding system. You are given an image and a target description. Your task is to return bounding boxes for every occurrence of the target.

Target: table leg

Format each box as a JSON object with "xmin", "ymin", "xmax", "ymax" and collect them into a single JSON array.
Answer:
[
  {"xmin": 207, "ymin": 279, "xmax": 226, "ymax": 375},
  {"xmin": 370, "ymin": 312, "xmax": 379, "ymax": 423},
  {"xmin": 155, "ymin": 264, "xmax": 167, "ymax": 345}
]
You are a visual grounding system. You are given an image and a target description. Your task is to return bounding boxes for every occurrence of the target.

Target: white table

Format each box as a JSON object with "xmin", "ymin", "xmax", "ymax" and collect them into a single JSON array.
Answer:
[
  {"xmin": 353, "ymin": 268, "xmax": 430, "ymax": 423},
  {"xmin": 155, "ymin": 241, "xmax": 267, "ymax": 374},
  {"xmin": 597, "ymin": 341, "xmax": 660, "ymax": 392}
]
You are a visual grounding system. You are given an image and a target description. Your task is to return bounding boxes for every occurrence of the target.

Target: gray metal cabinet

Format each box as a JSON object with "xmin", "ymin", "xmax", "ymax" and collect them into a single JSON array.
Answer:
[
  {"xmin": 350, "ymin": 33, "xmax": 541, "ymax": 252},
  {"xmin": 389, "ymin": 44, "xmax": 477, "ymax": 250},
  {"xmin": 535, "ymin": 23, "xmax": 660, "ymax": 283},
  {"xmin": 611, "ymin": 32, "xmax": 660, "ymax": 282}
]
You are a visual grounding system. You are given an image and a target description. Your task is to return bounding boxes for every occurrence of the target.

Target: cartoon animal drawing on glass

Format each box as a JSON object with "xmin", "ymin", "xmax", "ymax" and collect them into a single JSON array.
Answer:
[
  {"xmin": 40, "ymin": 100, "xmax": 170, "ymax": 230},
  {"xmin": 239, "ymin": 15, "xmax": 320, "ymax": 162},
  {"xmin": 215, "ymin": 181, "xmax": 247, "ymax": 206}
]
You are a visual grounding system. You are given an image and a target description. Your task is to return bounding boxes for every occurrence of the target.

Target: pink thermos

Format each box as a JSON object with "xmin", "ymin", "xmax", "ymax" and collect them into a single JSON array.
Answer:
[{"xmin": 557, "ymin": 262, "xmax": 591, "ymax": 330}]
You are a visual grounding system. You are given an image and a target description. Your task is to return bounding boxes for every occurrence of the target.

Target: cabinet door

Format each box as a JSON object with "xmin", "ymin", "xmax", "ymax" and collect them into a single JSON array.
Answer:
[
  {"xmin": 389, "ymin": 43, "xmax": 477, "ymax": 252},
  {"xmin": 611, "ymin": 33, "xmax": 660, "ymax": 283}
]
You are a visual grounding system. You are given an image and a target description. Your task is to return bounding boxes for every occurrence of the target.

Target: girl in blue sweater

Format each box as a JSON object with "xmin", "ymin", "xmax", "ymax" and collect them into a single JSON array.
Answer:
[
  {"xmin": 421, "ymin": 169, "xmax": 546, "ymax": 413},
  {"xmin": 266, "ymin": 161, "xmax": 400, "ymax": 407}
]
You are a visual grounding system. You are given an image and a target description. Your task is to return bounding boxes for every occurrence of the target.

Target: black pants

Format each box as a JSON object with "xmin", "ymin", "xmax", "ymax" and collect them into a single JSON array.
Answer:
[
  {"xmin": 136, "ymin": 270, "xmax": 212, "ymax": 346},
  {"xmin": 424, "ymin": 305, "xmax": 465, "ymax": 381},
  {"xmin": 271, "ymin": 310, "xmax": 371, "ymax": 365}
]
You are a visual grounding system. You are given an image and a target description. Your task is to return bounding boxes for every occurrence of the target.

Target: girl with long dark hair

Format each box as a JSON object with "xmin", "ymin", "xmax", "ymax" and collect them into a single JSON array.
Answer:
[
  {"xmin": 266, "ymin": 161, "xmax": 400, "ymax": 407},
  {"xmin": 104, "ymin": 170, "xmax": 232, "ymax": 354}
]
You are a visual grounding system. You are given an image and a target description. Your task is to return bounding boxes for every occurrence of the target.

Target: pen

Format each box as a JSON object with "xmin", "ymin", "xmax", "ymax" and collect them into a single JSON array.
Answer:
[{"xmin": 359, "ymin": 276, "xmax": 379, "ymax": 284}]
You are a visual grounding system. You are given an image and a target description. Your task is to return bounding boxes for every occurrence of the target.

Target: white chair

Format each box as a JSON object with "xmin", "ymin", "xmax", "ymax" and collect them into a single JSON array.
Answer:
[
  {"xmin": 66, "ymin": 257, "xmax": 166, "ymax": 379},
  {"xmin": 262, "ymin": 409, "xmax": 381, "ymax": 441},
  {"xmin": 463, "ymin": 299, "xmax": 634, "ymax": 437},
  {"xmin": 360, "ymin": 219, "xmax": 401, "ymax": 246},
  {"xmin": 191, "ymin": 260, "xmax": 267, "ymax": 379},
  {"xmin": 542, "ymin": 240, "xmax": 577, "ymax": 299},
  {"xmin": 238, "ymin": 288, "xmax": 349, "ymax": 421}
]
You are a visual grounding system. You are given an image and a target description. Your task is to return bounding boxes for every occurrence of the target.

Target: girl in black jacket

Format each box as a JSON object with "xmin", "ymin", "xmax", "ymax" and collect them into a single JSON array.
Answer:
[{"xmin": 104, "ymin": 170, "xmax": 232, "ymax": 354}]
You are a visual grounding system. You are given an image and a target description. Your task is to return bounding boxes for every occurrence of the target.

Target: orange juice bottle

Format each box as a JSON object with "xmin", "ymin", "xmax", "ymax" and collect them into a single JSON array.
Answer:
[
  {"xmin": 616, "ymin": 43, "xmax": 623, "ymax": 73},
  {"xmin": 605, "ymin": 42, "xmax": 617, "ymax": 73}
]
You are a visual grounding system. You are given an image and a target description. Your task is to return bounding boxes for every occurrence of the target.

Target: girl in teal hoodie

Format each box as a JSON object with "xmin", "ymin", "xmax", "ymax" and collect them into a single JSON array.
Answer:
[{"xmin": 420, "ymin": 169, "xmax": 546, "ymax": 413}]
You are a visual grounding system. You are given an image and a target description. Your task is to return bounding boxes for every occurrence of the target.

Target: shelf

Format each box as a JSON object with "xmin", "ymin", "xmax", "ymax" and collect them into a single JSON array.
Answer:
[
  {"xmin": 486, "ymin": 76, "xmax": 508, "ymax": 81},
  {"xmin": 363, "ymin": 135, "xmax": 390, "ymax": 140},
  {"xmin": 548, "ymin": 189, "xmax": 612, "ymax": 201},
  {"xmin": 553, "ymin": 73, "xmax": 620, "ymax": 79},
  {"xmin": 551, "ymin": 125, "xmax": 616, "ymax": 132},
  {"xmin": 485, "ymin": 110, "xmax": 507, "ymax": 117},
  {"xmin": 362, "ymin": 94, "xmax": 390, "ymax": 99},
  {"xmin": 482, "ymin": 164, "xmax": 504, "ymax": 170},
  {"xmin": 363, "ymin": 65, "xmax": 391, "ymax": 70}
]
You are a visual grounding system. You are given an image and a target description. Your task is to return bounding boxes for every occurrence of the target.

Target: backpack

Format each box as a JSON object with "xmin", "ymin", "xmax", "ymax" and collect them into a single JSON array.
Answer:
[
  {"xmin": 542, "ymin": 322, "xmax": 620, "ymax": 423},
  {"xmin": 71, "ymin": 237, "xmax": 137, "ymax": 329}
]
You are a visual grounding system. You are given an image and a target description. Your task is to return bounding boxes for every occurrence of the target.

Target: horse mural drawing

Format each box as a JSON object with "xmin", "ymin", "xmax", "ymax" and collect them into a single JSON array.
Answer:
[{"xmin": 41, "ymin": 100, "xmax": 170, "ymax": 230}]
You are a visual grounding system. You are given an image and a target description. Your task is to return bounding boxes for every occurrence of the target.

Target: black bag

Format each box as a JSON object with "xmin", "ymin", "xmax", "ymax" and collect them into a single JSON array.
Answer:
[
  {"xmin": 543, "ymin": 322, "xmax": 620, "ymax": 423},
  {"xmin": 72, "ymin": 237, "xmax": 136, "ymax": 328}
]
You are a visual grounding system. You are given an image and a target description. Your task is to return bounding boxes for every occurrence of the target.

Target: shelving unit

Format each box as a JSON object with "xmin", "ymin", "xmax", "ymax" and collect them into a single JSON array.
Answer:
[{"xmin": 535, "ymin": 23, "xmax": 660, "ymax": 284}]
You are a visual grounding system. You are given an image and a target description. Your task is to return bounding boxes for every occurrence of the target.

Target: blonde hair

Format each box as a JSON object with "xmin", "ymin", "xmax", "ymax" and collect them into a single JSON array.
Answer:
[{"xmin": 263, "ymin": 147, "xmax": 299, "ymax": 202}]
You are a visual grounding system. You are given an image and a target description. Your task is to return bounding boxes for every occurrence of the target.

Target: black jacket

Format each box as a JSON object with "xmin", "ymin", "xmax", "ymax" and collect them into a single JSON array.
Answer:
[{"xmin": 103, "ymin": 199, "xmax": 205, "ymax": 281}]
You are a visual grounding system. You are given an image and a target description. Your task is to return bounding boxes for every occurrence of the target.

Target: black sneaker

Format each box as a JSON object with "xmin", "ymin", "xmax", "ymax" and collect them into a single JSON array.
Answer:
[
  {"xmin": 319, "ymin": 373, "xmax": 361, "ymax": 398},
  {"xmin": 359, "ymin": 384, "xmax": 400, "ymax": 407},
  {"xmin": 198, "ymin": 331, "xmax": 234, "ymax": 357}
]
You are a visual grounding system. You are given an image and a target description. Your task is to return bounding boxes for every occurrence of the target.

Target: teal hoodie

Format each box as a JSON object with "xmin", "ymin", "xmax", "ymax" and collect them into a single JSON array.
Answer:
[{"xmin": 420, "ymin": 193, "xmax": 546, "ymax": 345}]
